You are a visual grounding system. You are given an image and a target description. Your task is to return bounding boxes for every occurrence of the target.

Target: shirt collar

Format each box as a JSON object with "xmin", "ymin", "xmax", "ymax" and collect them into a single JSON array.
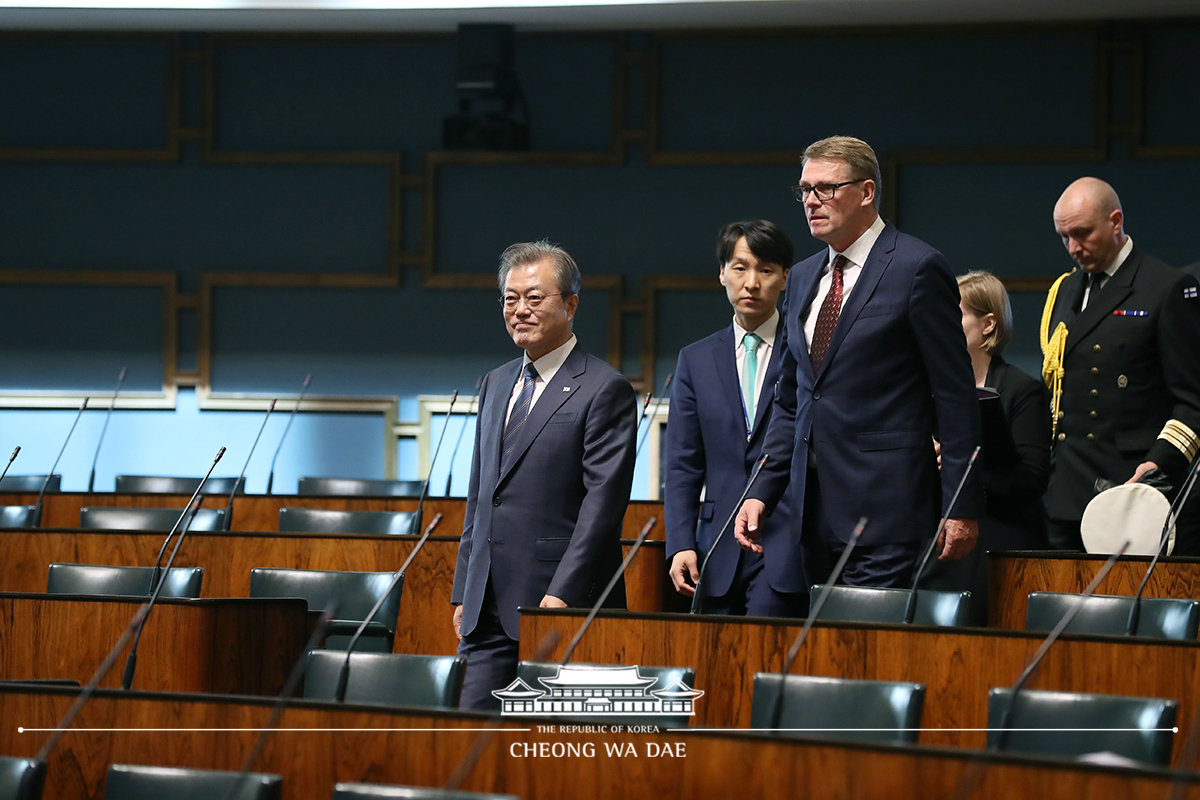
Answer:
[
  {"xmin": 830, "ymin": 214, "xmax": 886, "ymax": 269},
  {"xmin": 733, "ymin": 308, "xmax": 780, "ymax": 347},
  {"xmin": 523, "ymin": 334, "xmax": 577, "ymax": 383},
  {"xmin": 1104, "ymin": 235, "xmax": 1134, "ymax": 278}
]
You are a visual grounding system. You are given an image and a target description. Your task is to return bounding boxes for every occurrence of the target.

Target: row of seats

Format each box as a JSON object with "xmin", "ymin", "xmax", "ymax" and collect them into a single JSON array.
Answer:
[
  {"xmin": 0, "ymin": 759, "xmax": 515, "ymax": 800},
  {"xmin": 0, "ymin": 475, "xmax": 425, "ymax": 496}
]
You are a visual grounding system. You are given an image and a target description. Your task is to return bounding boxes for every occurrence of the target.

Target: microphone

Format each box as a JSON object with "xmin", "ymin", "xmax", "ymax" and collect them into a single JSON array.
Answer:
[
  {"xmin": 88, "ymin": 367, "xmax": 126, "ymax": 492},
  {"xmin": 445, "ymin": 376, "xmax": 483, "ymax": 497},
  {"xmin": 413, "ymin": 390, "xmax": 457, "ymax": 536},
  {"xmin": 266, "ymin": 373, "xmax": 312, "ymax": 495},
  {"xmin": 768, "ymin": 517, "xmax": 867, "ymax": 730},
  {"xmin": 0, "ymin": 446, "xmax": 19, "ymax": 484},
  {"xmin": 902, "ymin": 445, "xmax": 982, "ymax": 624},
  {"xmin": 122, "ymin": 446, "xmax": 226, "ymax": 690},
  {"xmin": 691, "ymin": 454, "xmax": 770, "ymax": 614},
  {"xmin": 1125, "ymin": 454, "xmax": 1200, "ymax": 635},
  {"xmin": 33, "ymin": 398, "xmax": 88, "ymax": 526},
  {"xmin": 635, "ymin": 374, "xmax": 673, "ymax": 458},
  {"xmin": 332, "ymin": 511, "xmax": 445, "ymax": 702},
  {"xmin": 223, "ymin": 399, "xmax": 276, "ymax": 530}
]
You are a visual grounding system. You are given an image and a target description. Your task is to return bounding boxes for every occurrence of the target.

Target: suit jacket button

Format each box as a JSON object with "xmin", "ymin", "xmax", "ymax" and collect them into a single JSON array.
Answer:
[
  {"xmin": 1057, "ymin": 432, "xmax": 1066, "ymax": 441},
  {"xmin": 1093, "ymin": 344, "xmax": 1102, "ymax": 353},
  {"xmin": 493, "ymin": 497, "xmax": 501, "ymax": 507},
  {"xmin": 1091, "ymin": 367, "xmax": 1101, "ymax": 375},
  {"xmin": 1087, "ymin": 433, "xmax": 1096, "ymax": 441},
  {"xmin": 813, "ymin": 391, "xmax": 821, "ymax": 400},
  {"xmin": 1089, "ymin": 411, "xmax": 1098, "ymax": 419},
  {"xmin": 1090, "ymin": 389, "xmax": 1099, "ymax": 397}
]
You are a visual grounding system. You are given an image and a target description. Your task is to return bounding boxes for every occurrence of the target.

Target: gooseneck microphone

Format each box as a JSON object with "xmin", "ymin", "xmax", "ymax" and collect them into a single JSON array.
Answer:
[
  {"xmin": 33, "ymin": 398, "xmax": 88, "ymax": 526},
  {"xmin": 902, "ymin": 445, "xmax": 981, "ymax": 624},
  {"xmin": 635, "ymin": 373, "xmax": 673, "ymax": 458},
  {"xmin": 691, "ymin": 454, "xmax": 770, "ymax": 614},
  {"xmin": 267, "ymin": 373, "xmax": 312, "ymax": 495},
  {"xmin": 223, "ymin": 399, "xmax": 276, "ymax": 530},
  {"xmin": 0, "ymin": 446, "xmax": 20, "ymax": 484},
  {"xmin": 445, "ymin": 376, "xmax": 483, "ymax": 497},
  {"xmin": 413, "ymin": 390, "xmax": 457, "ymax": 536},
  {"xmin": 1126, "ymin": 455, "xmax": 1200, "ymax": 635},
  {"xmin": 123, "ymin": 446, "xmax": 226, "ymax": 690},
  {"xmin": 88, "ymin": 367, "xmax": 126, "ymax": 492},
  {"xmin": 768, "ymin": 517, "xmax": 866, "ymax": 730},
  {"xmin": 331, "ymin": 511, "xmax": 445, "ymax": 702}
]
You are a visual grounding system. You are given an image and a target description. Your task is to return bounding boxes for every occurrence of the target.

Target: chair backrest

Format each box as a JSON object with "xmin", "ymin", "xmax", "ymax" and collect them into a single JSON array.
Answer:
[
  {"xmin": 79, "ymin": 507, "xmax": 227, "ymax": 532},
  {"xmin": 297, "ymin": 478, "xmax": 425, "ymax": 497},
  {"xmin": 987, "ymin": 687, "xmax": 1177, "ymax": 765},
  {"xmin": 115, "ymin": 476, "xmax": 245, "ymax": 495},
  {"xmin": 812, "ymin": 585, "xmax": 972, "ymax": 627},
  {"xmin": 278, "ymin": 508, "xmax": 419, "ymax": 536},
  {"xmin": 0, "ymin": 475, "xmax": 60, "ymax": 493},
  {"xmin": 249, "ymin": 568, "xmax": 404, "ymax": 648},
  {"xmin": 47, "ymin": 563, "xmax": 203, "ymax": 599},
  {"xmin": 303, "ymin": 651, "xmax": 465, "ymax": 709},
  {"xmin": 749, "ymin": 673, "xmax": 924, "ymax": 744},
  {"xmin": 105, "ymin": 764, "xmax": 281, "ymax": 800},
  {"xmin": 0, "ymin": 757, "xmax": 46, "ymax": 800},
  {"xmin": 332, "ymin": 785, "xmax": 519, "ymax": 800},
  {"xmin": 1025, "ymin": 592, "xmax": 1200, "ymax": 641},
  {"xmin": 0, "ymin": 506, "xmax": 37, "ymax": 528},
  {"xmin": 513, "ymin": 662, "xmax": 698, "ymax": 728}
]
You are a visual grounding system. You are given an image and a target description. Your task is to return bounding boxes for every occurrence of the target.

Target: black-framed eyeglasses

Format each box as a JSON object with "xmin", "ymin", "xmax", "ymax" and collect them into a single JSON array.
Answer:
[
  {"xmin": 792, "ymin": 179, "xmax": 867, "ymax": 202},
  {"xmin": 500, "ymin": 292, "xmax": 562, "ymax": 310}
]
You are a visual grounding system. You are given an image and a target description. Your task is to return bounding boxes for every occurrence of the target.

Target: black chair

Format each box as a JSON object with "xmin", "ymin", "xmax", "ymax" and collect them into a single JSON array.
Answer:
[
  {"xmin": 249, "ymin": 568, "xmax": 404, "ymax": 651},
  {"xmin": 115, "ymin": 475, "xmax": 245, "ymax": 495},
  {"xmin": 47, "ymin": 563, "xmax": 203, "ymax": 599},
  {"xmin": 1025, "ymin": 591, "xmax": 1200, "ymax": 641},
  {"xmin": 297, "ymin": 478, "xmax": 424, "ymax": 497},
  {"xmin": 332, "ymin": 785, "xmax": 518, "ymax": 800},
  {"xmin": 511, "ymin": 662, "xmax": 698, "ymax": 728},
  {"xmin": 104, "ymin": 764, "xmax": 281, "ymax": 800},
  {"xmin": 79, "ymin": 507, "xmax": 227, "ymax": 532},
  {"xmin": 749, "ymin": 673, "xmax": 924, "ymax": 744},
  {"xmin": 812, "ymin": 585, "xmax": 972, "ymax": 627},
  {"xmin": 0, "ymin": 475, "xmax": 60, "ymax": 493},
  {"xmin": 303, "ymin": 651, "xmax": 465, "ymax": 709},
  {"xmin": 0, "ymin": 506, "xmax": 37, "ymax": 528},
  {"xmin": 0, "ymin": 756, "xmax": 46, "ymax": 800},
  {"xmin": 987, "ymin": 687, "xmax": 1177, "ymax": 765},
  {"xmin": 278, "ymin": 508, "xmax": 419, "ymax": 536}
]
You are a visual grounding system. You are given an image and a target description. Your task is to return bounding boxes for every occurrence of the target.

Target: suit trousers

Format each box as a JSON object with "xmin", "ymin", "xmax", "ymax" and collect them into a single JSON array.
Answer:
[
  {"xmin": 456, "ymin": 575, "xmax": 519, "ymax": 712},
  {"xmin": 698, "ymin": 547, "xmax": 808, "ymax": 618}
]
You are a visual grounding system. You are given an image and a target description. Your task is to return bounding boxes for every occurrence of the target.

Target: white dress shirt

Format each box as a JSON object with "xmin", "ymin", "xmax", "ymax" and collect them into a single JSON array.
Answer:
[
  {"xmin": 803, "ymin": 215, "xmax": 886, "ymax": 349},
  {"xmin": 1081, "ymin": 235, "xmax": 1134, "ymax": 311},
  {"xmin": 733, "ymin": 309, "xmax": 779, "ymax": 428},
  {"xmin": 505, "ymin": 335, "xmax": 577, "ymax": 425}
]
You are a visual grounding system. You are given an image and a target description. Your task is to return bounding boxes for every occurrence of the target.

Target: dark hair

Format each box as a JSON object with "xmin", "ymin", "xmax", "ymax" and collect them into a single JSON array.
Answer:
[
  {"xmin": 716, "ymin": 220, "xmax": 794, "ymax": 269},
  {"xmin": 498, "ymin": 240, "xmax": 582, "ymax": 297}
]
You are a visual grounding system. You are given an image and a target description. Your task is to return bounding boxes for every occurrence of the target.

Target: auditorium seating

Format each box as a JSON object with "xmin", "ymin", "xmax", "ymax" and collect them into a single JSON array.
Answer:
[
  {"xmin": 298, "ymin": 478, "xmax": 425, "ymax": 497},
  {"xmin": 46, "ymin": 563, "xmax": 204, "ymax": 599},
  {"xmin": 749, "ymin": 674, "xmax": 925, "ymax": 745},
  {"xmin": 0, "ymin": 756, "xmax": 45, "ymax": 800},
  {"xmin": 812, "ymin": 585, "xmax": 973, "ymax": 627},
  {"xmin": 332, "ymin": 784, "xmax": 519, "ymax": 800},
  {"xmin": 79, "ymin": 506, "xmax": 228, "ymax": 532},
  {"xmin": 0, "ymin": 506, "xmax": 37, "ymax": 528},
  {"xmin": 0, "ymin": 476, "xmax": 59, "ymax": 493},
  {"xmin": 986, "ymin": 688, "xmax": 1178, "ymax": 765},
  {"xmin": 303, "ymin": 651, "xmax": 465, "ymax": 709},
  {"xmin": 249, "ymin": 568, "xmax": 404, "ymax": 651},
  {"xmin": 1025, "ymin": 592, "xmax": 1200, "ymax": 640},
  {"xmin": 104, "ymin": 764, "xmax": 282, "ymax": 800},
  {"xmin": 278, "ymin": 508, "xmax": 420, "ymax": 537},
  {"xmin": 115, "ymin": 476, "xmax": 245, "ymax": 495}
]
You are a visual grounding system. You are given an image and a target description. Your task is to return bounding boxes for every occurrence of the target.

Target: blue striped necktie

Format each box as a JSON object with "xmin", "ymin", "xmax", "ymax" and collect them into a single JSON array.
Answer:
[{"xmin": 502, "ymin": 363, "xmax": 539, "ymax": 471}]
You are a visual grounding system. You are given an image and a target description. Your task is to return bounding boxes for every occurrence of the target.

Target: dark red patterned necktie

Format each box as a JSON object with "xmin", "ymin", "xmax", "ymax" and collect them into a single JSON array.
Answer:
[{"xmin": 810, "ymin": 255, "xmax": 847, "ymax": 370}]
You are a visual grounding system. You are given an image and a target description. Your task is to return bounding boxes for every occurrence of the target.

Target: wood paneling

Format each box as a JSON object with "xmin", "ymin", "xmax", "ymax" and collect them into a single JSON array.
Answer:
[{"xmin": 521, "ymin": 609, "xmax": 1200, "ymax": 765}]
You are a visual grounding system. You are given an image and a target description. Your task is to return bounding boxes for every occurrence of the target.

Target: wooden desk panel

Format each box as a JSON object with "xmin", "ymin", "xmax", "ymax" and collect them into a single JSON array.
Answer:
[
  {"xmin": 1, "ymin": 687, "xmax": 1197, "ymax": 800},
  {"xmin": 521, "ymin": 609, "xmax": 1200, "ymax": 765},
  {"xmin": 0, "ymin": 594, "xmax": 307, "ymax": 694},
  {"xmin": 989, "ymin": 551, "xmax": 1200, "ymax": 629},
  {"xmin": 0, "ymin": 530, "xmax": 681, "ymax": 657}
]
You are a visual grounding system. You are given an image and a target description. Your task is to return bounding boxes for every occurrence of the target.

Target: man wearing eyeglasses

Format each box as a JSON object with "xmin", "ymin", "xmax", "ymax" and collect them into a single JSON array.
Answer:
[
  {"xmin": 734, "ymin": 136, "xmax": 983, "ymax": 589},
  {"xmin": 450, "ymin": 240, "xmax": 638, "ymax": 710}
]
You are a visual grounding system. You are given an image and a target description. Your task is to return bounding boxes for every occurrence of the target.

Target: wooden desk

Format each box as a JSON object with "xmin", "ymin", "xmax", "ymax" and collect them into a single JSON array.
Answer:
[
  {"xmin": 0, "ymin": 529, "xmax": 684, "ymax": 657},
  {"xmin": 0, "ymin": 593, "xmax": 308, "ymax": 694},
  {"xmin": 989, "ymin": 551, "xmax": 1200, "ymax": 629},
  {"xmin": 521, "ymin": 608, "xmax": 1200, "ymax": 765},
  {"xmin": 2, "ymin": 685, "xmax": 1197, "ymax": 800}
]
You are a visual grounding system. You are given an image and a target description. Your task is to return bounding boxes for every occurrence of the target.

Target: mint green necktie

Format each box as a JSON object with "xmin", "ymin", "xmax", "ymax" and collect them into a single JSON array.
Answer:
[{"xmin": 742, "ymin": 332, "xmax": 762, "ymax": 430}]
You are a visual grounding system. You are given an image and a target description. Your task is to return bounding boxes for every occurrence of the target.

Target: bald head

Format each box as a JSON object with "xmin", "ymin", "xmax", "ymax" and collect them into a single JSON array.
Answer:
[{"xmin": 1053, "ymin": 177, "xmax": 1127, "ymax": 273}]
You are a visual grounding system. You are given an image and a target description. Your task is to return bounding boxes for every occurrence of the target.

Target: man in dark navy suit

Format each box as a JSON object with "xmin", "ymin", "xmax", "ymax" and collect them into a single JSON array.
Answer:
[
  {"xmin": 451, "ymin": 241, "xmax": 638, "ymax": 710},
  {"xmin": 735, "ymin": 136, "xmax": 982, "ymax": 587},
  {"xmin": 664, "ymin": 220, "xmax": 807, "ymax": 616}
]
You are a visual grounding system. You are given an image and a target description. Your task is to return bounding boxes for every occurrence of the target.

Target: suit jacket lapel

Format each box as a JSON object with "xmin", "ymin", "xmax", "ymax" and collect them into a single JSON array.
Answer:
[
  {"xmin": 750, "ymin": 330, "xmax": 784, "ymax": 439},
  {"xmin": 710, "ymin": 327, "xmax": 745, "ymax": 432},
  {"xmin": 791, "ymin": 258, "xmax": 823, "ymax": 380},
  {"xmin": 1050, "ymin": 270, "xmax": 1084, "ymax": 334},
  {"xmin": 483, "ymin": 359, "xmax": 522, "ymax": 481},
  {"xmin": 1065, "ymin": 250, "xmax": 1140, "ymax": 356},
  {"xmin": 815, "ymin": 225, "xmax": 894, "ymax": 381},
  {"xmin": 498, "ymin": 345, "xmax": 586, "ymax": 484}
]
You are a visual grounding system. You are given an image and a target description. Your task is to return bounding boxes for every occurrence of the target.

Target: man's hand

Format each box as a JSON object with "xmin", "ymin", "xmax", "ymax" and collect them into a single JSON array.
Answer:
[
  {"xmin": 937, "ymin": 517, "xmax": 978, "ymax": 561},
  {"xmin": 1126, "ymin": 461, "xmax": 1159, "ymax": 484},
  {"xmin": 452, "ymin": 604, "xmax": 463, "ymax": 640},
  {"xmin": 933, "ymin": 438, "xmax": 942, "ymax": 470},
  {"xmin": 734, "ymin": 499, "xmax": 766, "ymax": 554},
  {"xmin": 540, "ymin": 594, "xmax": 568, "ymax": 609},
  {"xmin": 669, "ymin": 550, "xmax": 701, "ymax": 597}
]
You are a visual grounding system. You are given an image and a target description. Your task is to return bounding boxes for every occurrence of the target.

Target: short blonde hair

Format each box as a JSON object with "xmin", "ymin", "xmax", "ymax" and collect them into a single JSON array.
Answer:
[{"xmin": 957, "ymin": 270, "xmax": 1012, "ymax": 355}]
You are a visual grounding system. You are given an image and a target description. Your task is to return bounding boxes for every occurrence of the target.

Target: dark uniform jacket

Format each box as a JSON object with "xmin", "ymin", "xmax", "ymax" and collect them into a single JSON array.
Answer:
[{"xmin": 1044, "ymin": 246, "xmax": 1200, "ymax": 522}]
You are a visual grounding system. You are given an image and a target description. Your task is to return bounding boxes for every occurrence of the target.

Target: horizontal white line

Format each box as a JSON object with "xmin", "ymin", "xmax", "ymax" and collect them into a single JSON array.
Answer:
[
  {"xmin": 18, "ymin": 727, "xmax": 531, "ymax": 733},
  {"xmin": 683, "ymin": 728, "xmax": 1180, "ymax": 733}
]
